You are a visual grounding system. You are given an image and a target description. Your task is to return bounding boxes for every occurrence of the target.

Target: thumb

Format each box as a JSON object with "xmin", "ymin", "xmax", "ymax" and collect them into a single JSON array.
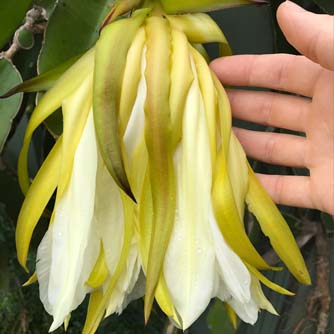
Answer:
[{"xmin": 277, "ymin": 1, "xmax": 334, "ymax": 70}]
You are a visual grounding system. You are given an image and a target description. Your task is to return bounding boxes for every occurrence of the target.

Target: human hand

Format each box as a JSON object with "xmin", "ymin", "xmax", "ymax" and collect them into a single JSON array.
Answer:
[{"xmin": 210, "ymin": 0, "xmax": 334, "ymax": 214}]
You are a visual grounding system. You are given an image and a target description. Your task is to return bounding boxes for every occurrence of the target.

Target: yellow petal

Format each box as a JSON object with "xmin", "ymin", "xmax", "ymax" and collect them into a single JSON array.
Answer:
[
  {"xmin": 246, "ymin": 165, "xmax": 311, "ymax": 285},
  {"xmin": 83, "ymin": 194, "xmax": 134, "ymax": 334},
  {"xmin": 143, "ymin": 16, "xmax": 177, "ymax": 321},
  {"xmin": 250, "ymin": 275, "xmax": 278, "ymax": 316},
  {"xmin": 206, "ymin": 69, "xmax": 274, "ymax": 270},
  {"xmin": 227, "ymin": 134, "xmax": 249, "ymax": 220},
  {"xmin": 94, "ymin": 9, "xmax": 150, "ymax": 202},
  {"xmin": 119, "ymin": 27, "xmax": 146, "ymax": 137},
  {"xmin": 56, "ymin": 73, "xmax": 93, "ymax": 201},
  {"xmin": 18, "ymin": 49, "xmax": 94, "ymax": 194},
  {"xmin": 167, "ymin": 13, "xmax": 231, "ymax": 55},
  {"xmin": 247, "ymin": 265, "xmax": 294, "ymax": 296},
  {"xmin": 83, "ymin": 289, "xmax": 104, "ymax": 334},
  {"xmin": 22, "ymin": 272, "xmax": 38, "ymax": 286},
  {"xmin": 169, "ymin": 28, "xmax": 194, "ymax": 146},
  {"xmin": 16, "ymin": 137, "xmax": 62, "ymax": 271},
  {"xmin": 86, "ymin": 243, "xmax": 109, "ymax": 288},
  {"xmin": 139, "ymin": 174, "xmax": 180, "ymax": 325},
  {"xmin": 190, "ymin": 46, "xmax": 217, "ymax": 167}
]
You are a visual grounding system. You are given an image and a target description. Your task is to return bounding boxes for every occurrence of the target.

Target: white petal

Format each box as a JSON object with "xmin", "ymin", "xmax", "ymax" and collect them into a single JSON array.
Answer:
[
  {"xmin": 123, "ymin": 46, "xmax": 147, "ymax": 160},
  {"xmin": 215, "ymin": 277, "xmax": 258, "ymax": 325},
  {"xmin": 122, "ymin": 46, "xmax": 148, "ymax": 199},
  {"xmin": 47, "ymin": 112, "xmax": 99, "ymax": 331},
  {"xmin": 164, "ymin": 63, "xmax": 215, "ymax": 330},
  {"xmin": 228, "ymin": 134, "xmax": 248, "ymax": 220},
  {"xmin": 94, "ymin": 157, "xmax": 124, "ymax": 276},
  {"xmin": 209, "ymin": 208, "xmax": 251, "ymax": 304},
  {"xmin": 251, "ymin": 275, "xmax": 278, "ymax": 316},
  {"xmin": 227, "ymin": 295, "xmax": 259, "ymax": 325},
  {"xmin": 105, "ymin": 239, "xmax": 142, "ymax": 317},
  {"xmin": 36, "ymin": 228, "xmax": 53, "ymax": 315}
]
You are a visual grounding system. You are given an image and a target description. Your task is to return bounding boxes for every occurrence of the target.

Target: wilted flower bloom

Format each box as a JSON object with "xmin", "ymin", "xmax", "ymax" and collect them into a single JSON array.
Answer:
[{"xmin": 11, "ymin": 0, "xmax": 310, "ymax": 333}]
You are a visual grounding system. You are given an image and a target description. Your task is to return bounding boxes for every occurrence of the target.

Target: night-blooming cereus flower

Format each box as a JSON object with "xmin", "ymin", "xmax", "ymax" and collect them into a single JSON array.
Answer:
[{"xmin": 10, "ymin": 0, "xmax": 310, "ymax": 333}]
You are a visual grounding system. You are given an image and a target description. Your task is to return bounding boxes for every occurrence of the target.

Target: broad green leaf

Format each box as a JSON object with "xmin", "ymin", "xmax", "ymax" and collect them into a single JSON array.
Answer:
[
  {"xmin": 0, "ymin": 59, "xmax": 23, "ymax": 153},
  {"xmin": 0, "ymin": 0, "xmax": 32, "ymax": 49},
  {"xmin": 38, "ymin": 0, "xmax": 113, "ymax": 141},
  {"xmin": 38, "ymin": 0, "xmax": 113, "ymax": 73}
]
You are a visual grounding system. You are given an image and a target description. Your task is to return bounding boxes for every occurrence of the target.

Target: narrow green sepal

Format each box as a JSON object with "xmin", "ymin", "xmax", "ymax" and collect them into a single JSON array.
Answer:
[
  {"xmin": 94, "ymin": 9, "xmax": 150, "ymax": 202},
  {"xmin": 0, "ymin": 55, "xmax": 81, "ymax": 99},
  {"xmin": 161, "ymin": 0, "xmax": 257, "ymax": 14}
]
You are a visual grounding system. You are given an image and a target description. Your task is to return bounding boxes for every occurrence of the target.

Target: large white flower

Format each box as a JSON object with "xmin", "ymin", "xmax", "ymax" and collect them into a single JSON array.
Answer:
[{"xmin": 13, "ymin": 2, "xmax": 310, "ymax": 333}]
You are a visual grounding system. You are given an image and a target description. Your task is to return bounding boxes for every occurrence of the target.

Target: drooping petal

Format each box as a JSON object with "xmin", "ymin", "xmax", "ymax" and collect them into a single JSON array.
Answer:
[
  {"xmin": 169, "ymin": 28, "xmax": 194, "ymax": 146},
  {"xmin": 190, "ymin": 47, "xmax": 217, "ymax": 166},
  {"xmin": 227, "ymin": 133, "xmax": 249, "ymax": 219},
  {"xmin": 119, "ymin": 27, "xmax": 146, "ymax": 138},
  {"xmin": 225, "ymin": 294, "xmax": 259, "ymax": 325},
  {"xmin": 56, "ymin": 73, "xmax": 93, "ymax": 200},
  {"xmin": 16, "ymin": 137, "xmax": 62, "ymax": 271},
  {"xmin": 93, "ymin": 9, "xmax": 150, "ymax": 201},
  {"xmin": 164, "ymin": 66, "xmax": 215, "ymax": 330},
  {"xmin": 82, "ymin": 194, "xmax": 135, "ymax": 334},
  {"xmin": 36, "ymin": 228, "xmax": 53, "ymax": 315},
  {"xmin": 209, "ymin": 210, "xmax": 251, "ymax": 304},
  {"xmin": 18, "ymin": 49, "xmax": 95, "ymax": 193},
  {"xmin": 0, "ymin": 54, "xmax": 81, "ymax": 98},
  {"xmin": 46, "ymin": 112, "xmax": 100, "ymax": 330},
  {"xmin": 105, "ymin": 239, "xmax": 141, "ymax": 316},
  {"xmin": 250, "ymin": 276, "xmax": 278, "ymax": 316},
  {"xmin": 167, "ymin": 13, "xmax": 231, "ymax": 55},
  {"xmin": 83, "ymin": 289, "xmax": 104, "ymax": 334},
  {"xmin": 122, "ymin": 45, "xmax": 147, "ymax": 182},
  {"xmin": 144, "ymin": 16, "xmax": 177, "ymax": 320},
  {"xmin": 94, "ymin": 158, "xmax": 124, "ymax": 277},
  {"xmin": 86, "ymin": 243, "xmax": 109, "ymax": 289},
  {"xmin": 246, "ymin": 165, "xmax": 311, "ymax": 285},
  {"xmin": 208, "ymin": 60, "xmax": 274, "ymax": 271},
  {"xmin": 247, "ymin": 265, "xmax": 294, "ymax": 296}
]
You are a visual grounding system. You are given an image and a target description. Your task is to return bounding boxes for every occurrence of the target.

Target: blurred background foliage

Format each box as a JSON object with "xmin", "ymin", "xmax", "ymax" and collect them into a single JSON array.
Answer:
[{"xmin": 0, "ymin": 0, "xmax": 333, "ymax": 333}]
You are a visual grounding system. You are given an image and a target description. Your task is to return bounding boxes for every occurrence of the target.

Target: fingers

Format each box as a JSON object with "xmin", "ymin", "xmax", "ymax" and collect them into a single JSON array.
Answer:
[
  {"xmin": 277, "ymin": 1, "xmax": 334, "ymax": 71},
  {"xmin": 227, "ymin": 89, "xmax": 311, "ymax": 132},
  {"xmin": 210, "ymin": 54, "xmax": 321, "ymax": 97},
  {"xmin": 233, "ymin": 127, "xmax": 307, "ymax": 168},
  {"xmin": 256, "ymin": 174, "xmax": 314, "ymax": 209}
]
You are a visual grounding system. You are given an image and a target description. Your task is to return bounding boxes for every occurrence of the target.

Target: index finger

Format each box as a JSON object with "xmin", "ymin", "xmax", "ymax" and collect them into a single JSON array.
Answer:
[
  {"xmin": 210, "ymin": 54, "xmax": 321, "ymax": 97},
  {"xmin": 277, "ymin": 1, "xmax": 334, "ymax": 71}
]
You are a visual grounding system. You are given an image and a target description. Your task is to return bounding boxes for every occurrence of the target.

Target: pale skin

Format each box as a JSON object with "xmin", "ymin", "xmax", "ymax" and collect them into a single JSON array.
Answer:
[{"xmin": 210, "ymin": 0, "xmax": 334, "ymax": 215}]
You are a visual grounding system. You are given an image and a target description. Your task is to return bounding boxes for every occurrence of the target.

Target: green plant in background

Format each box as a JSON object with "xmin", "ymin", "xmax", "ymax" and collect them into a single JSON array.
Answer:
[{"xmin": 0, "ymin": 1, "xmax": 332, "ymax": 333}]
